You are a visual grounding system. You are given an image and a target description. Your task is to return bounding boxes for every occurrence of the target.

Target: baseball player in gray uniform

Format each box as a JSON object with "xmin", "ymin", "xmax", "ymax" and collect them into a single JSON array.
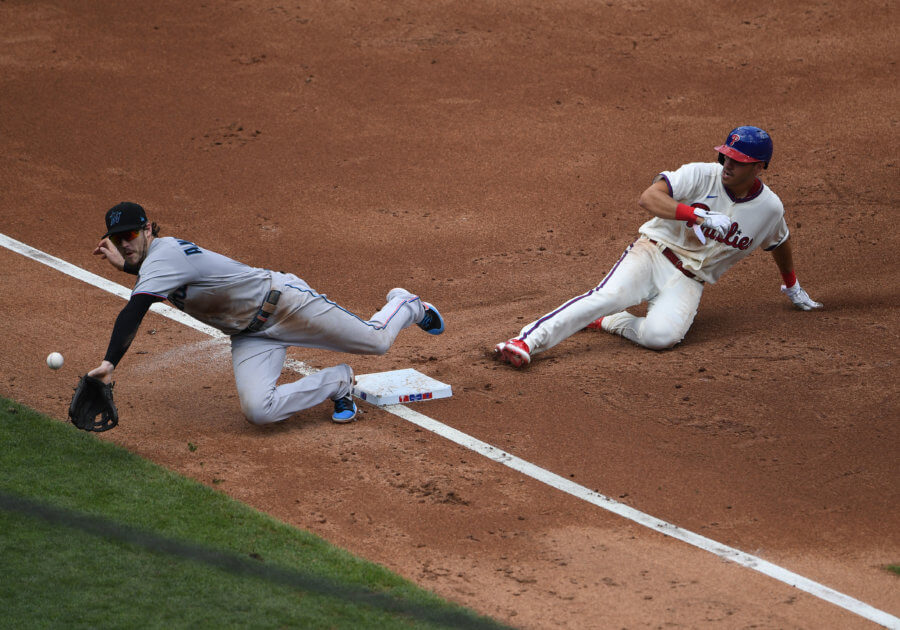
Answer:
[
  {"xmin": 495, "ymin": 126, "xmax": 822, "ymax": 367},
  {"xmin": 89, "ymin": 202, "xmax": 445, "ymax": 424}
]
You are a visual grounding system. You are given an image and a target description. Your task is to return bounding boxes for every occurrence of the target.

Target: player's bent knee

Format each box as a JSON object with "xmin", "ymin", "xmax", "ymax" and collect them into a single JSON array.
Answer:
[
  {"xmin": 375, "ymin": 339, "xmax": 393, "ymax": 355},
  {"xmin": 643, "ymin": 337, "xmax": 680, "ymax": 351},
  {"xmin": 640, "ymin": 322, "xmax": 685, "ymax": 351},
  {"xmin": 242, "ymin": 407, "xmax": 272, "ymax": 426},
  {"xmin": 365, "ymin": 336, "xmax": 393, "ymax": 356},
  {"xmin": 240, "ymin": 395, "xmax": 277, "ymax": 426}
]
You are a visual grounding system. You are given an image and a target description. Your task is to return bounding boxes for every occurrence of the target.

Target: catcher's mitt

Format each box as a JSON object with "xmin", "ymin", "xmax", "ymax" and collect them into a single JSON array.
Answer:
[{"xmin": 68, "ymin": 375, "xmax": 118, "ymax": 432}]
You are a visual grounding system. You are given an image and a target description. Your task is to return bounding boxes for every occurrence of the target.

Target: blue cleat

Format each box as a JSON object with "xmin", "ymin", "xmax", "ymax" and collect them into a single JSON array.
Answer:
[
  {"xmin": 331, "ymin": 395, "xmax": 357, "ymax": 423},
  {"xmin": 417, "ymin": 302, "xmax": 445, "ymax": 335}
]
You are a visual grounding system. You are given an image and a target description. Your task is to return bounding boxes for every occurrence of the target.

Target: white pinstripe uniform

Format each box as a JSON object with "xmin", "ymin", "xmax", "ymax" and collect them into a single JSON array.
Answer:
[{"xmin": 516, "ymin": 161, "xmax": 789, "ymax": 353}]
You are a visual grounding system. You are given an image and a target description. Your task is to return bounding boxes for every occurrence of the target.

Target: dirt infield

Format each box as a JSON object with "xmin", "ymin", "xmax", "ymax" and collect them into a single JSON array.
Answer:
[{"xmin": 2, "ymin": 1, "xmax": 898, "ymax": 627}]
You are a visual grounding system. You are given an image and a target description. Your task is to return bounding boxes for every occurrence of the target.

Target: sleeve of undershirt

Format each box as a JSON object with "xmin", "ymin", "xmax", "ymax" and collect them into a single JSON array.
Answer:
[{"xmin": 103, "ymin": 293, "xmax": 163, "ymax": 366}]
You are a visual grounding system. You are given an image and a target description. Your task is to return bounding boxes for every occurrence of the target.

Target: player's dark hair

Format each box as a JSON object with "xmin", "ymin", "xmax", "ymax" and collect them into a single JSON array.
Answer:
[{"xmin": 150, "ymin": 222, "xmax": 161, "ymax": 237}]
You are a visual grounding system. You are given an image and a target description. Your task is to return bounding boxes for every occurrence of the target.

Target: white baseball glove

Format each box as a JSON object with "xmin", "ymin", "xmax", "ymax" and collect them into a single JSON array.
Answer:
[
  {"xmin": 781, "ymin": 283, "xmax": 823, "ymax": 310},
  {"xmin": 693, "ymin": 208, "xmax": 731, "ymax": 239}
]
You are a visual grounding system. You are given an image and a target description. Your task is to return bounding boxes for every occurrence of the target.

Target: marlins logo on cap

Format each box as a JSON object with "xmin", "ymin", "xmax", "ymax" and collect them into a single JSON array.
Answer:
[{"xmin": 103, "ymin": 202, "xmax": 148, "ymax": 238}]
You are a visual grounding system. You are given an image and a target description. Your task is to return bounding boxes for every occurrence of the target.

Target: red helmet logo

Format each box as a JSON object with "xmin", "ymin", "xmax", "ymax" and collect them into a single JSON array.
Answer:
[{"xmin": 728, "ymin": 133, "xmax": 741, "ymax": 146}]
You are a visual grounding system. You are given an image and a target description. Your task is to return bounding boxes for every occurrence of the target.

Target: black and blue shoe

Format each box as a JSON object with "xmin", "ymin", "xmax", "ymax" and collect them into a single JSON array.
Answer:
[
  {"xmin": 417, "ymin": 303, "xmax": 445, "ymax": 335},
  {"xmin": 331, "ymin": 395, "xmax": 357, "ymax": 423}
]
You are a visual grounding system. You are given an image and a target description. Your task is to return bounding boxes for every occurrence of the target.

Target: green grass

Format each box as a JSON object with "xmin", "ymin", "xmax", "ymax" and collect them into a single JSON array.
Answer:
[
  {"xmin": 0, "ymin": 398, "xmax": 508, "ymax": 629},
  {"xmin": 888, "ymin": 565, "xmax": 900, "ymax": 577}
]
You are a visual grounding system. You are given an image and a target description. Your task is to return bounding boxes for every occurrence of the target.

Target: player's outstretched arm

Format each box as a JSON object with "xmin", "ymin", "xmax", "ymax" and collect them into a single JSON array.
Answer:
[
  {"xmin": 89, "ymin": 294, "xmax": 161, "ymax": 383},
  {"xmin": 770, "ymin": 238, "xmax": 823, "ymax": 310}
]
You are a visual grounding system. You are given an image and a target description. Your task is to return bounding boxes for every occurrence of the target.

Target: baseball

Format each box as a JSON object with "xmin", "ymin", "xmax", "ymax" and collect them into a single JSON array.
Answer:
[{"xmin": 46, "ymin": 352, "xmax": 64, "ymax": 370}]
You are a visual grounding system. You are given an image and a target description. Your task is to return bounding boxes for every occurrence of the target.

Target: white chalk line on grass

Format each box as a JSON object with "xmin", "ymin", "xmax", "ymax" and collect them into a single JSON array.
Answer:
[{"xmin": 2, "ymin": 232, "xmax": 897, "ymax": 629}]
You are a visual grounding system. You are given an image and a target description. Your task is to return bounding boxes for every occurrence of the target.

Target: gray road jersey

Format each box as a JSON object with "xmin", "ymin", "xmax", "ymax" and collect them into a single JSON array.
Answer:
[{"xmin": 132, "ymin": 237, "xmax": 270, "ymax": 334}]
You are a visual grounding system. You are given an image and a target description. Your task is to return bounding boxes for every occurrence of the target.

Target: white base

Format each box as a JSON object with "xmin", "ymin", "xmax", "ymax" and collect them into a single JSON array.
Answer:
[{"xmin": 352, "ymin": 368, "xmax": 452, "ymax": 406}]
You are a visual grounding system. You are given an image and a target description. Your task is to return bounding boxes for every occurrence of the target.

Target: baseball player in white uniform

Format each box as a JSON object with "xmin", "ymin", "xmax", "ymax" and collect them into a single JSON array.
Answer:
[
  {"xmin": 89, "ymin": 202, "xmax": 445, "ymax": 424},
  {"xmin": 494, "ymin": 126, "xmax": 822, "ymax": 367}
]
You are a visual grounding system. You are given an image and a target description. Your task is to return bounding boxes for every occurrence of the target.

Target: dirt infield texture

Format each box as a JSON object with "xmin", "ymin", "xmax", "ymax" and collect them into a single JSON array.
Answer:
[{"xmin": 2, "ymin": 1, "xmax": 898, "ymax": 628}]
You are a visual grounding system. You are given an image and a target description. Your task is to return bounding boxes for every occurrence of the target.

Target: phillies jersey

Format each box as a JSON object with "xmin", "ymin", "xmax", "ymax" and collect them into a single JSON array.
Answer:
[
  {"xmin": 132, "ymin": 237, "xmax": 271, "ymax": 334},
  {"xmin": 638, "ymin": 162, "xmax": 789, "ymax": 283}
]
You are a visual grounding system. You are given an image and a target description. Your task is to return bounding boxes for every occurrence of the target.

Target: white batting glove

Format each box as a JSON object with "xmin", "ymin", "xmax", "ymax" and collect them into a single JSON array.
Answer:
[
  {"xmin": 693, "ymin": 209, "xmax": 731, "ymax": 239},
  {"xmin": 692, "ymin": 224, "xmax": 707, "ymax": 244},
  {"xmin": 781, "ymin": 283, "xmax": 823, "ymax": 311}
]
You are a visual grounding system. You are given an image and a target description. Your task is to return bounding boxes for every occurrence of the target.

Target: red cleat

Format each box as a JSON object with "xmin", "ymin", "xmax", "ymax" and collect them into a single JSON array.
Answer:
[
  {"xmin": 585, "ymin": 317, "xmax": 604, "ymax": 330},
  {"xmin": 493, "ymin": 338, "xmax": 531, "ymax": 368}
]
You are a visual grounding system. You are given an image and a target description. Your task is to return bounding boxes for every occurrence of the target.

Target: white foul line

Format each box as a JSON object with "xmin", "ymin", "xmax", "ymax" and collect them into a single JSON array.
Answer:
[{"xmin": 2, "ymin": 232, "xmax": 897, "ymax": 629}]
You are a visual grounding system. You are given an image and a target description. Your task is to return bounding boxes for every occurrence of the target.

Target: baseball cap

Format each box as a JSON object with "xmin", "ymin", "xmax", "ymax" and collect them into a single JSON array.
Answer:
[{"xmin": 103, "ymin": 202, "xmax": 148, "ymax": 237}]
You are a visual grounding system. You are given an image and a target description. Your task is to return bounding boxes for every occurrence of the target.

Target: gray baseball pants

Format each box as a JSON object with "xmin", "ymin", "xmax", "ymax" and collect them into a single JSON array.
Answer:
[{"xmin": 231, "ymin": 273, "xmax": 424, "ymax": 425}]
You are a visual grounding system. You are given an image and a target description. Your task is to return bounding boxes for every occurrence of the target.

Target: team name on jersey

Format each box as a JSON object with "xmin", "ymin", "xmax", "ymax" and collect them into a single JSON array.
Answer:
[
  {"xmin": 177, "ymin": 239, "xmax": 203, "ymax": 256},
  {"xmin": 700, "ymin": 222, "xmax": 753, "ymax": 250},
  {"xmin": 692, "ymin": 203, "xmax": 753, "ymax": 251},
  {"xmin": 167, "ymin": 241, "xmax": 203, "ymax": 309}
]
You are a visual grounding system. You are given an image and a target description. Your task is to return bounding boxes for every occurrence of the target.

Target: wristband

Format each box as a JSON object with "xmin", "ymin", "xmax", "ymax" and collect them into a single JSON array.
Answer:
[
  {"xmin": 781, "ymin": 270, "xmax": 797, "ymax": 288},
  {"xmin": 675, "ymin": 203, "xmax": 697, "ymax": 225}
]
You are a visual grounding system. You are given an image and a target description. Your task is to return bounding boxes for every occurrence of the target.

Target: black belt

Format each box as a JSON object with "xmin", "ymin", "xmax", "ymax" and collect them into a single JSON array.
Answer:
[
  {"xmin": 648, "ymin": 239, "xmax": 703, "ymax": 283},
  {"xmin": 244, "ymin": 289, "xmax": 282, "ymax": 333}
]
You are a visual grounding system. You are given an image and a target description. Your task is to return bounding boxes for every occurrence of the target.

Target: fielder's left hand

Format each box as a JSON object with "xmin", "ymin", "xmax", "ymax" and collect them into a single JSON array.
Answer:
[
  {"xmin": 88, "ymin": 360, "xmax": 116, "ymax": 384},
  {"xmin": 781, "ymin": 283, "xmax": 823, "ymax": 310}
]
